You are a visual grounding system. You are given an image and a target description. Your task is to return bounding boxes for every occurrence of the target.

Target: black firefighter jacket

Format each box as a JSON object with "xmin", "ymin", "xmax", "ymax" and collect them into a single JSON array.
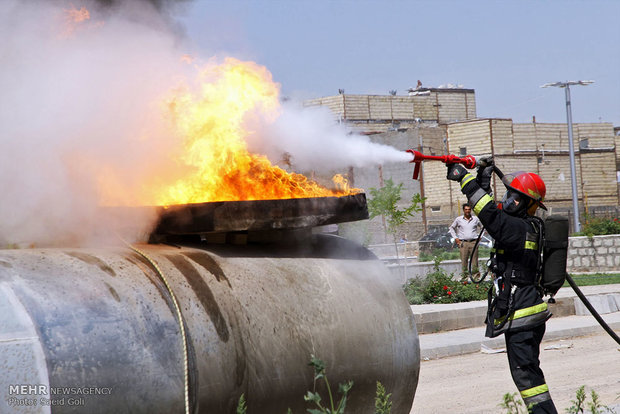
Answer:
[{"xmin": 458, "ymin": 173, "xmax": 551, "ymax": 338}]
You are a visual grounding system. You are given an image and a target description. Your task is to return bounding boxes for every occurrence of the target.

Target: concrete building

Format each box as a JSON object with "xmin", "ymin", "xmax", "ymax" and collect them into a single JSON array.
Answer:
[
  {"xmin": 305, "ymin": 88, "xmax": 619, "ymax": 242},
  {"xmin": 303, "ymin": 88, "xmax": 476, "ymax": 132},
  {"xmin": 422, "ymin": 119, "xmax": 619, "ymax": 232},
  {"xmin": 305, "ymin": 88, "xmax": 477, "ymax": 243}
]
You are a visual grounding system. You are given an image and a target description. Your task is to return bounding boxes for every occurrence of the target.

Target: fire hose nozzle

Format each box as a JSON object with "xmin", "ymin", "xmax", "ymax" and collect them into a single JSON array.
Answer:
[{"xmin": 405, "ymin": 149, "xmax": 477, "ymax": 180}]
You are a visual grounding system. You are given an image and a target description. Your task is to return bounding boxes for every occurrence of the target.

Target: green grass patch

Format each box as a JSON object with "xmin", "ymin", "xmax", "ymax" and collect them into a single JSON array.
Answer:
[
  {"xmin": 418, "ymin": 247, "xmax": 492, "ymax": 262},
  {"xmin": 564, "ymin": 273, "xmax": 620, "ymax": 287}
]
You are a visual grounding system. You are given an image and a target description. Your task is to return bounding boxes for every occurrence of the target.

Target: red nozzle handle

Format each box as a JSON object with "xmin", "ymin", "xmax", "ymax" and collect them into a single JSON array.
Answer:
[
  {"xmin": 406, "ymin": 150, "xmax": 422, "ymax": 179},
  {"xmin": 405, "ymin": 149, "xmax": 477, "ymax": 180}
]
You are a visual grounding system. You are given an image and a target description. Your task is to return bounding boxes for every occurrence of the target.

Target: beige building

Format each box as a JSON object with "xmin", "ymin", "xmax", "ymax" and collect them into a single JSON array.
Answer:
[
  {"xmin": 304, "ymin": 88, "xmax": 477, "ymax": 242},
  {"xmin": 303, "ymin": 88, "xmax": 476, "ymax": 133},
  {"xmin": 305, "ymin": 89, "xmax": 619, "ymax": 240},
  {"xmin": 423, "ymin": 119, "xmax": 619, "ymax": 231}
]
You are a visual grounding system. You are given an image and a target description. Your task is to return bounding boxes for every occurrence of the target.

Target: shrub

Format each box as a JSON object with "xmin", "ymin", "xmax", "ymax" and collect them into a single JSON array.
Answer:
[
  {"xmin": 403, "ymin": 257, "xmax": 491, "ymax": 304},
  {"xmin": 418, "ymin": 248, "xmax": 460, "ymax": 262},
  {"xmin": 576, "ymin": 216, "xmax": 620, "ymax": 236}
]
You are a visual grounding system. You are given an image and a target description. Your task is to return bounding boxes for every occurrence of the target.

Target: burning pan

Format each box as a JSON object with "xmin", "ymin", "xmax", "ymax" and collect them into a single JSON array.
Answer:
[{"xmin": 152, "ymin": 193, "xmax": 369, "ymax": 235}]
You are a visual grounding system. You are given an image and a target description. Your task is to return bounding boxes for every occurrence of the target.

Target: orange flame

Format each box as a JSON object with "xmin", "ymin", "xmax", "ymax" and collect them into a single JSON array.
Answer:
[
  {"xmin": 153, "ymin": 58, "xmax": 358, "ymax": 205},
  {"xmin": 61, "ymin": 4, "xmax": 103, "ymax": 37},
  {"xmin": 66, "ymin": 5, "xmax": 90, "ymax": 23}
]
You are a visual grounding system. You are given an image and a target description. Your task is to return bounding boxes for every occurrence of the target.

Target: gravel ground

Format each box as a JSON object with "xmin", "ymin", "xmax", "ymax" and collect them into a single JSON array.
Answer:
[{"xmin": 410, "ymin": 332, "xmax": 620, "ymax": 413}]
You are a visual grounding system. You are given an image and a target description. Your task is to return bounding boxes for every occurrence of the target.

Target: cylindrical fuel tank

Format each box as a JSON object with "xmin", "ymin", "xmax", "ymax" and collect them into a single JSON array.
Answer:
[{"xmin": 0, "ymin": 234, "xmax": 419, "ymax": 413}]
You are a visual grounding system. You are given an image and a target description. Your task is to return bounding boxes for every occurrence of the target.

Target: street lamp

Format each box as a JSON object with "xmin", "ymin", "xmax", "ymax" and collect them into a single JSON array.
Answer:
[{"xmin": 541, "ymin": 80, "xmax": 594, "ymax": 232}]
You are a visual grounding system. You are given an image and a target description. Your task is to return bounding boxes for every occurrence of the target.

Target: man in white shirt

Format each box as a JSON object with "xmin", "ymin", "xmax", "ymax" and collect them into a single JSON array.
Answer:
[{"xmin": 449, "ymin": 203, "xmax": 483, "ymax": 281}]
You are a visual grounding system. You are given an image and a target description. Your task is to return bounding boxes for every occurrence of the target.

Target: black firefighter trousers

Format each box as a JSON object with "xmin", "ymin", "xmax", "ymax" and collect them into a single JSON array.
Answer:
[{"xmin": 505, "ymin": 324, "xmax": 558, "ymax": 413}]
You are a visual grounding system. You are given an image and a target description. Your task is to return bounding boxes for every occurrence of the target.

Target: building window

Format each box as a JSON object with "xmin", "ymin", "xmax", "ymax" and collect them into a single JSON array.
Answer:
[
  {"xmin": 431, "ymin": 206, "xmax": 441, "ymax": 212},
  {"xmin": 459, "ymin": 147, "xmax": 467, "ymax": 156},
  {"xmin": 579, "ymin": 138, "xmax": 589, "ymax": 150}
]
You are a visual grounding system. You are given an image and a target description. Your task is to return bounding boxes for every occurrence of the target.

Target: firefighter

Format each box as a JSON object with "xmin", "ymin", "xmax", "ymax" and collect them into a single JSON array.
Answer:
[{"xmin": 447, "ymin": 159, "xmax": 558, "ymax": 414}]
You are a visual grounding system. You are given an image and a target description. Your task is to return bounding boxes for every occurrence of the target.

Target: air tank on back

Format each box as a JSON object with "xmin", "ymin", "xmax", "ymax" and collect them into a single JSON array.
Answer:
[{"xmin": 0, "ymin": 194, "xmax": 420, "ymax": 413}]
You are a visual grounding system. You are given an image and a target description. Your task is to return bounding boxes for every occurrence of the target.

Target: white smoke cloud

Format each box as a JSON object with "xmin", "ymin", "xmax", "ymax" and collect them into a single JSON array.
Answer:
[
  {"xmin": 0, "ymin": 0, "xmax": 190, "ymax": 246},
  {"xmin": 248, "ymin": 103, "xmax": 412, "ymax": 172}
]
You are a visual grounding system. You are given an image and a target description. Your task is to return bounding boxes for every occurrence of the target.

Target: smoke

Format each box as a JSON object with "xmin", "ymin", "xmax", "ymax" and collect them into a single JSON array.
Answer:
[
  {"xmin": 0, "ymin": 0, "xmax": 191, "ymax": 246},
  {"xmin": 0, "ymin": 0, "xmax": 408, "ymax": 248},
  {"xmin": 248, "ymin": 103, "xmax": 412, "ymax": 172}
]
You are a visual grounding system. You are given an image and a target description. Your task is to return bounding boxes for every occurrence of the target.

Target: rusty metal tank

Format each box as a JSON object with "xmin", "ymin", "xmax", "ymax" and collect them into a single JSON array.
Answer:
[{"xmin": 0, "ymin": 195, "xmax": 420, "ymax": 413}]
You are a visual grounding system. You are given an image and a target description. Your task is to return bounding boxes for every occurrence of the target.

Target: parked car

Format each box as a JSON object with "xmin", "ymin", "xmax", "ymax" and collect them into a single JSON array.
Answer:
[
  {"xmin": 418, "ymin": 226, "xmax": 455, "ymax": 250},
  {"xmin": 449, "ymin": 231, "xmax": 494, "ymax": 248}
]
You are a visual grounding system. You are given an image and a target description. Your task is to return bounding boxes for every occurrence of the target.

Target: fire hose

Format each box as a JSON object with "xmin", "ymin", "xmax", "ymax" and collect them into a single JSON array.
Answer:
[
  {"xmin": 406, "ymin": 150, "xmax": 620, "ymax": 345},
  {"xmin": 565, "ymin": 274, "xmax": 620, "ymax": 344}
]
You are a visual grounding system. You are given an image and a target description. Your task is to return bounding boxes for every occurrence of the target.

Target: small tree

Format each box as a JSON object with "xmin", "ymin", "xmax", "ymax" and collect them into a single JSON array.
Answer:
[{"xmin": 367, "ymin": 178, "xmax": 424, "ymax": 259}]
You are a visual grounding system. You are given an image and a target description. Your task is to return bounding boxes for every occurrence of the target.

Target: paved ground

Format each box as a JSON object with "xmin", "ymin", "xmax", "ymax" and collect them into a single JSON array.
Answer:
[
  {"xmin": 409, "ymin": 331, "xmax": 620, "ymax": 413},
  {"xmin": 407, "ymin": 284, "xmax": 620, "ymax": 413}
]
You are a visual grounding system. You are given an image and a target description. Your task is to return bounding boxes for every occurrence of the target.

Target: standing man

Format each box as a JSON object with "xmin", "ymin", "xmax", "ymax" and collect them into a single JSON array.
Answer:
[
  {"xmin": 449, "ymin": 203, "xmax": 482, "ymax": 282},
  {"xmin": 446, "ymin": 159, "xmax": 557, "ymax": 413}
]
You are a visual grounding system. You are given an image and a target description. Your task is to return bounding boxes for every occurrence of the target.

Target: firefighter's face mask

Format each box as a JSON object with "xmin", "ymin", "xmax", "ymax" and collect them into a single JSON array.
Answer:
[{"xmin": 499, "ymin": 190, "xmax": 523, "ymax": 215}]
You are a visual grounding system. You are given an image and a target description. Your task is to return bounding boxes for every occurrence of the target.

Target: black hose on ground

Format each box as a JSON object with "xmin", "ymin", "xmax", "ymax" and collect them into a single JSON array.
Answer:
[{"xmin": 565, "ymin": 273, "xmax": 620, "ymax": 345}]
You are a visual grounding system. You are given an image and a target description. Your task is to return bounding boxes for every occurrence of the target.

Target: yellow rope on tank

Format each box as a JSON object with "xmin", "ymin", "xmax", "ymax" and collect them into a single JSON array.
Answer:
[{"xmin": 126, "ymin": 243, "xmax": 191, "ymax": 414}]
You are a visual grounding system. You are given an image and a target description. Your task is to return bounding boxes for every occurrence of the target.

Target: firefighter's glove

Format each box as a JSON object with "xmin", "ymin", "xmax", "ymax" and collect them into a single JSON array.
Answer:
[
  {"xmin": 446, "ymin": 164, "xmax": 468, "ymax": 182},
  {"xmin": 477, "ymin": 156, "xmax": 494, "ymax": 168},
  {"xmin": 476, "ymin": 158, "xmax": 494, "ymax": 193}
]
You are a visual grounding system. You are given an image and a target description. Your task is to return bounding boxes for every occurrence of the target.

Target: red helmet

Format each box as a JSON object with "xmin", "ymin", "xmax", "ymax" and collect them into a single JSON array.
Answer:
[{"xmin": 501, "ymin": 171, "xmax": 547, "ymax": 211}]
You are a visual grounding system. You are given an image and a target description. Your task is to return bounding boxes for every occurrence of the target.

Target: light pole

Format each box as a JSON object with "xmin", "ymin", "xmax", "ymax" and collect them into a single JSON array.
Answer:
[{"xmin": 541, "ymin": 80, "xmax": 594, "ymax": 233}]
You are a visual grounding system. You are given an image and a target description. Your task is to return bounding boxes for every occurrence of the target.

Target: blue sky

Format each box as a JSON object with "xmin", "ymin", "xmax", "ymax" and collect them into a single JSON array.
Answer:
[{"xmin": 178, "ymin": 1, "xmax": 620, "ymax": 126}]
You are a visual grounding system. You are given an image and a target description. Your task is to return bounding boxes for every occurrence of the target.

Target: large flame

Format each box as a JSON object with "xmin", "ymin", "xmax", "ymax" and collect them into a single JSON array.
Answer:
[{"xmin": 153, "ymin": 58, "xmax": 357, "ymax": 205}]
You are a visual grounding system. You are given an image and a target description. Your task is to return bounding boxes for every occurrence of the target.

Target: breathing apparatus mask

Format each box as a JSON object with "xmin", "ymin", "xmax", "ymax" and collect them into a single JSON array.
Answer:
[
  {"xmin": 499, "ymin": 189, "xmax": 526, "ymax": 215},
  {"xmin": 497, "ymin": 171, "xmax": 548, "ymax": 216}
]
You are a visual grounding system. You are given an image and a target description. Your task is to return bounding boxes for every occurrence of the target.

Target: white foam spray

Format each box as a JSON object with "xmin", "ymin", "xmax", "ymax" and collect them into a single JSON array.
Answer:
[{"xmin": 248, "ymin": 103, "xmax": 412, "ymax": 172}]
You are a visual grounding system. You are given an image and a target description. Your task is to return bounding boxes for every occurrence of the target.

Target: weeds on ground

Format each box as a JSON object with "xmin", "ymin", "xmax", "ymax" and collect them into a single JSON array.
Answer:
[
  {"xmin": 239, "ymin": 357, "xmax": 394, "ymax": 413},
  {"xmin": 403, "ymin": 257, "xmax": 491, "ymax": 304},
  {"xmin": 499, "ymin": 385, "xmax": 614, "ymax": 414},
  {"xmin": 236, "ymin": 393, "xmax": 247, "ymax": 414},
  {"xmin": 566, "ymin": 385, "xmax": 613, "ymax": 414},
  {"xmin": 375, "ymin": 381, "xmax": 392, "ymax": 414},
  {"xmin": 499, "ymin": 392, "xmax": 527, "ymax": 414},
  {"xmin": 302, "ymin": 355, "xmax": 353, "ymax": 414}
]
